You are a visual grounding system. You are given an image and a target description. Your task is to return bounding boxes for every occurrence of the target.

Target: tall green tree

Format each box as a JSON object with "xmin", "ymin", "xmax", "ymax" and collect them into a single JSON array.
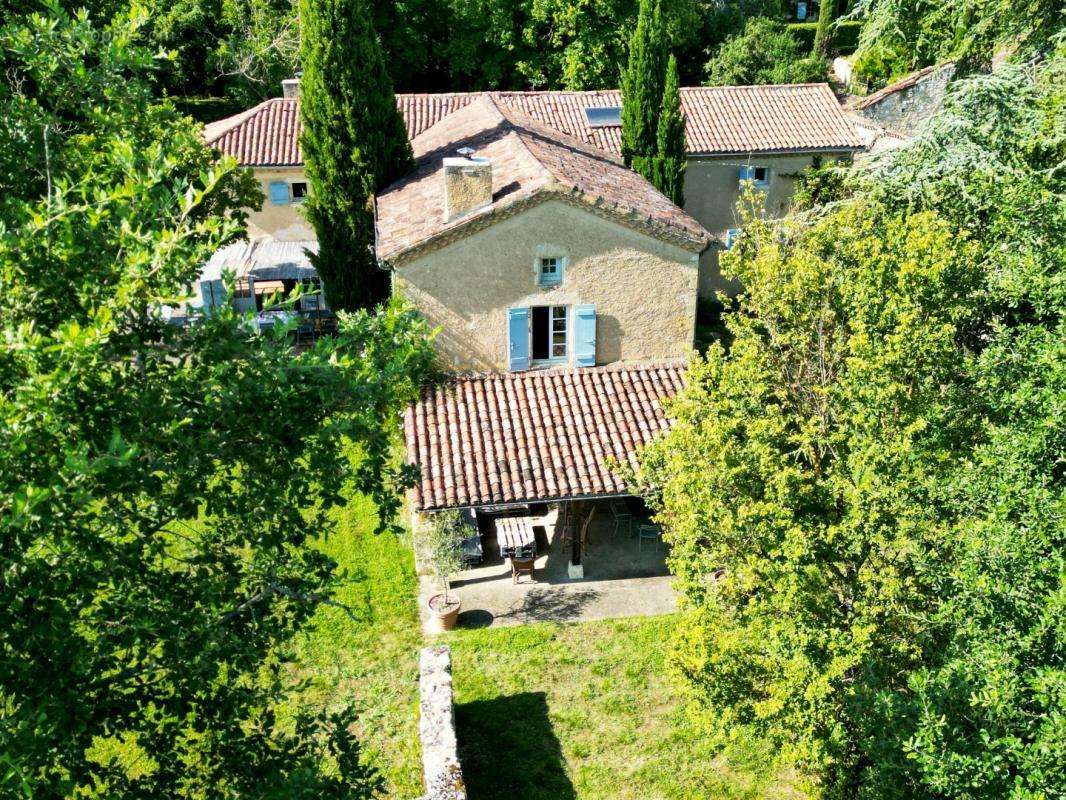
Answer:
[
  {"xmin": 812, "ymin": 0, "xmax": 834, "ymax": 57},
  {"xmin": 634, "ymin": 55, "xmax": 1065, "ymax": 800},
  {"xmin": 621, "ymin": 0, "xmax": 666, "ymax": 167},
  {"xmin": 0, "ymin": 8, "xmax": 433, "ymax": 798},
  {"xmin": 298, "ymin": 0, "xmax": 413, "ymax": 310},
  {"xmin": 654, "ymin": 53, "xmax": 686, "ymax": 205}
]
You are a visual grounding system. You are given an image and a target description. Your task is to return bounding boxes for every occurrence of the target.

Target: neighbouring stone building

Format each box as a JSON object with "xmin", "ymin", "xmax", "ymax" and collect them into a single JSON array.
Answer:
[{"xmin": 849, "ymin": 62, "xmax": 956, "ymax": 138}]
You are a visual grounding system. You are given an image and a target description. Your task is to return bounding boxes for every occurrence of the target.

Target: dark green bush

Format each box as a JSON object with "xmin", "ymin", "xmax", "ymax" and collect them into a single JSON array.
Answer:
[{"xmin": 787, "ymin": 20, "xmax": 861, "ymax": 55}]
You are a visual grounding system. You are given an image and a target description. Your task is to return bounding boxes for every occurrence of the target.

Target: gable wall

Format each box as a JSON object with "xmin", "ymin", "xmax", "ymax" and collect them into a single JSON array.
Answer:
[{"xmin": 392, "ymin": 200, "xmax": 699, "ymax": 372}]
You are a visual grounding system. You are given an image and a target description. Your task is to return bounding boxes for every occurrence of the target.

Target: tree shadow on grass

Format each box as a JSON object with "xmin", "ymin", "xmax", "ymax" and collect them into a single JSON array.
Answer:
[{"xmin": 455, "ymin": 692, "xmax": 577, "ymax": 800}]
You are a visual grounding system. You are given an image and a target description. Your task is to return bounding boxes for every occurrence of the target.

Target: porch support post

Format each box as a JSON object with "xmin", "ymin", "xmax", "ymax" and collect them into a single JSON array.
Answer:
[{"xmin": 567, "ymin": 501, "xmax": 585, "ymax": 580}]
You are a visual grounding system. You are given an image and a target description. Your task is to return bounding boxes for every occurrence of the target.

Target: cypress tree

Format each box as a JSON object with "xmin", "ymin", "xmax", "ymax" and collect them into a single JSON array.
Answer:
[
  {"xmin": 655, "ymin": 54, "xmax": 686, "ymax": 206},
  {"xmin": 621, "ymin": 0, "xmax": 665, "ymax": 168},
  {"xmin": 812, "ymin": 0, "xmax": 835, "ymax": 58},
  {"xmin": 298, "ymin": 0, "xmax": 413, "ymax": 311}
]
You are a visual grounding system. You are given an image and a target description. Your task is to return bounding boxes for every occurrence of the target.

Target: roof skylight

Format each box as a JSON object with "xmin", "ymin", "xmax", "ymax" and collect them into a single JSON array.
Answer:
[{"xmin": 584, "ymin": 106, "xmax": 622, "ymax": 128}]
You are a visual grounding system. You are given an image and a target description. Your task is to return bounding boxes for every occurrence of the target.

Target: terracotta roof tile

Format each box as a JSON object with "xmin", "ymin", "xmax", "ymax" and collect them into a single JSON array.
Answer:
[
  {"xmin": 376, "ymin": 95, "xmax": 710, "ymax": 260},
  {"xmin": 403, "ymin": 362, "xmax": 687, "ymax": 511},
  {"xmin": 204, "ymin": 84, "xmax": 864, "ymax": 167}
]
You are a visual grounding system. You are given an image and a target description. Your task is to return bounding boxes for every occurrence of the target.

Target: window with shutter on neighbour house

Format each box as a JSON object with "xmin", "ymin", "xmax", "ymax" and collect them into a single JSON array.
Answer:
[
  {"xmin": 267, "ymin": 181, "xmax": 291, "ymax": 205},
  {"xmin": 738, "ymin": 165, "xmax": 769, "ymax": 188},
  {"xmin": 291, "ymin": 182, "xmax": 308, "ymax": 202},
  {"xmin": 725, "ymin": 228, "xmax": 740, "ymax": 249}
]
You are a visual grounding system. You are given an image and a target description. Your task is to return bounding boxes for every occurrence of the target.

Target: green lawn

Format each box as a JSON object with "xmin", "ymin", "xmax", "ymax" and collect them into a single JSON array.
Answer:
[{"xmin": 291, "ymin": 494, "xmax": 802, "ymax": 799}]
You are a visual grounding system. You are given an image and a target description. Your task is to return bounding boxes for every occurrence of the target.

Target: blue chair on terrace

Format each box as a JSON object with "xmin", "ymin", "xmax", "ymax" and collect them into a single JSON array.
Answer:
[{"xmin": 638, "ymin": 523, "xmax": 661, "ymax": 552}]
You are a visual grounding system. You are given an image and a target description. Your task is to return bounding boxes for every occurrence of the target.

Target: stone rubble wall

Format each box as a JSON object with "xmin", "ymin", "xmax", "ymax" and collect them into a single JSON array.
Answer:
[{"xmin": 418, "ymin": 646, "xmax": 467, "ymax": 800}]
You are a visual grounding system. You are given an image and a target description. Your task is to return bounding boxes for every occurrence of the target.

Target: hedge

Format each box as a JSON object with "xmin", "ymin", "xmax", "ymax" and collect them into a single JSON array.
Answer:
[{"xmin": 788, "ymin": 20, "xmax": 862, "ymax": 55}]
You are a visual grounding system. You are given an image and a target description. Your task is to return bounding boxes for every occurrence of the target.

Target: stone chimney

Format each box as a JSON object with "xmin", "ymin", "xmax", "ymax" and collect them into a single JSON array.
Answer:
[
  {"xmin": 281, "ymin": 76, "xmax": 300, "ymax": 99},
  {"xmin": 443, "ymin": 152, "xmax": 492, "ymax": 222}
]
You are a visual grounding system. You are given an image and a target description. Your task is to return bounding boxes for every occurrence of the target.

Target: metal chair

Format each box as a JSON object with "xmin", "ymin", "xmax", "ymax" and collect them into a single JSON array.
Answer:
[
  {"xmin": 638, "ymin": 523, "xmax": 661, "ymax": 552},
  {"xmin": 611, "ymin": 500, "xmax": 633, "ymax": 537}
]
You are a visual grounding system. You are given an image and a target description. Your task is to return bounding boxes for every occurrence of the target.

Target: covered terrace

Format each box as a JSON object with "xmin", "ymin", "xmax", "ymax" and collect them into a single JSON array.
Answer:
[{"xmin": 403, "ymin": 361, "xmax": 686, "ymax": 629}]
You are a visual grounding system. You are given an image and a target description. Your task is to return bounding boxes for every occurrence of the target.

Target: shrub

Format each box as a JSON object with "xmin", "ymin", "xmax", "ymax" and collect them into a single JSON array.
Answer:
[{"xmin": 705, "ymin": 17, "xmax": 828, "ymax": 85}]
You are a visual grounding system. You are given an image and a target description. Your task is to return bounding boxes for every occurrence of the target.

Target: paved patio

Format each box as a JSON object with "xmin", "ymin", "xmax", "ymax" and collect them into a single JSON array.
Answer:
[{"xmin": 418, "ymin": 502, "xmax": 677, "ymax": 631}]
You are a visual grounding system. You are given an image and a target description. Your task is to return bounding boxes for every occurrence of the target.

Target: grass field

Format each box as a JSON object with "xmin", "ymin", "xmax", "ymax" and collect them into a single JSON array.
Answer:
[{"xmin": 291, "ymin": 493, "xmax": 801, "ymax": 799}]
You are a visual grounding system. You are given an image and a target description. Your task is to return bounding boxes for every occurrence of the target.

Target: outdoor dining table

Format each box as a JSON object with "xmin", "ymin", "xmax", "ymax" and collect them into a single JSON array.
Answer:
[
  {"xmin": 495, "ymin": 516, "xmax": 537, "ymax": 560},
  {"xmin": 254, "ymin": 309, "xmax": 297, "ymax": 331}
]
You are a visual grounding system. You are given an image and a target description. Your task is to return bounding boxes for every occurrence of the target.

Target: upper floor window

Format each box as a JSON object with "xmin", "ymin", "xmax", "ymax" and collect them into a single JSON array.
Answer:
[
  {"xmin": 538, "ymin": 256, "xmax": 563, "ymax": 286},
  {"xmin": 267, "ymin": 180, "xmax": 308, "ymax": 205},
  {"xmin": 739, "ymin": 165, "xmax": 770, "ymax": 188}
]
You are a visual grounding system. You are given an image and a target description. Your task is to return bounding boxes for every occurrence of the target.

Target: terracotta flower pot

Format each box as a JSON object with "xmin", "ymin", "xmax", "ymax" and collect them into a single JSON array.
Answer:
[{"xmin": 427, "ymin": 593, "xmax": 461, "ymax": 631}]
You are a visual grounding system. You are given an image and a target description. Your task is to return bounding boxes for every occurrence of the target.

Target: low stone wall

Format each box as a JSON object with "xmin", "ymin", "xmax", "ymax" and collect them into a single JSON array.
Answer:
[{"xmin": 419, "ymin": 646, "xmax": 467, "ymax": 800}]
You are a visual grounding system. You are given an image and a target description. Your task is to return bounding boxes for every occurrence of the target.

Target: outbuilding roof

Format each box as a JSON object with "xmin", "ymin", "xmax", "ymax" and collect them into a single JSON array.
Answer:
[
  {"xmin": 201, "ymin": 238, "xmax": 318, "ymax": 282},
  {"xmin": 375, "ymin": 95, "xmax": 711, "ymax": 261},
  {"xmin": 404, "ymin": 361, "xmax": 686, "ymax": 511},
  {"xmin": 204, "ymin": 84, "xmax": 864, "ymax": 167}
]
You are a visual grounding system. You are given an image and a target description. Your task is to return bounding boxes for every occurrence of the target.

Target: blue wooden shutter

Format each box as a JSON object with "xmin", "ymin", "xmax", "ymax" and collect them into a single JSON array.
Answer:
[
  {"xmin": 574, "ymin": 305, "xmax": 596, "ymax": 367},
  {"xmin": 268, "ymin": 181, "xmax": 290, "ymax": 205},
  {"xmin": 507, "ymin": 307, "xmax": 530, "ymax": 371},
  {"xmin": 738, "ymin": 165, "xmax": 754, "ymax": 185}
]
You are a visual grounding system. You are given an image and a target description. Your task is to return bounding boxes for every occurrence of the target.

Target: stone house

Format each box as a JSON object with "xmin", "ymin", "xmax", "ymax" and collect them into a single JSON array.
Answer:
[
  {"xmin": 203, "ymin": 80, "xmax": 864, "ymax": 298},
  {"xmin": 199, "ymin": 79, "xmax": 866, "ymax": 551},
  {"xmin": 375, "ymin": 96, "xmax": 709, "ymax": 372}
]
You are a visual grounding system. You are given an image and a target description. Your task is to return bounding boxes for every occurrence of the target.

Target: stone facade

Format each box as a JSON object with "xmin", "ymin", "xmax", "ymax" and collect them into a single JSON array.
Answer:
[
  {"xmin": 245, "ymin": 167, "xmax": 314, "ymax": 241},
  {"xmin": 392, "ymin": 199, "xmax": 700, "ymax": 372},
  {"xmin": 683, "ymin": 151, "xmax": 854, "ymax": 296}
]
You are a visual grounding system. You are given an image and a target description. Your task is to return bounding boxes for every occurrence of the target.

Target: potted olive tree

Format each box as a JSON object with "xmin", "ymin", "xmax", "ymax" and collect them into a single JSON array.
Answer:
[{"xmin": 422, "ymin": 510, "xmax": 465, "ymax": 631}]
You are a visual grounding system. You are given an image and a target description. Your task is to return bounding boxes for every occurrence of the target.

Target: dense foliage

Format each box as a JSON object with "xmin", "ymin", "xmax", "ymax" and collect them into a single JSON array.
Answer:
[
  {"xmin": 9, "ymin": 0, "xmax": 802, "ymax": 105},
  {"xmin": 0, "ymin": 8, "xmax": 433, "ymax": 797},
  {"xmin": 849, "ymin": 0, "xmax": 1064, "ymax": 87},
  {"xmin": 705, "ymin": 17, "xmax": 828, "ymax": 85},
  {"xmin": 298, "ymin": 0, "xmax": 413, "ymax": 310},
  {"xmin": 636, "ymin": 54, "xmax": 1065, "ymax": 799}
]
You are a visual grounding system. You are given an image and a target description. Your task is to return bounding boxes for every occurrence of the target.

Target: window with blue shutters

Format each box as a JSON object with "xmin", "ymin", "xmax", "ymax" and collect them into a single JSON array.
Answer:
[
  {"xmin": 725, "ymin": 228, "xmax": 740, "ymax": 249},
  {"xmin": 507, "ymin": 307, "xmax": 530, "ymax": 371},
  {"xmin": 267, "ymin": 181, "xmax": 291, "ymax": 205},
  {"xmin": 738, "ymin": 165, "xmax": 769, "ymax": 188},
  {"xmin": 573, "ymin": 305, "xmax": 596, "ymax": 367}
]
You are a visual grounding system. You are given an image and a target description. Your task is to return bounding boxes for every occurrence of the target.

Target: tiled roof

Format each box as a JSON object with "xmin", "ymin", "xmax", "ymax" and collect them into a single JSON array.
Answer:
[
  {"xmin": 376, "ymin": 95, "xmax": 711, "ymax": 261},
  {"xmin": 404, "ymin": 362, "xmax": 686, "ymax": 510},
  {"xmin": 204, "ymin": 84, "xmax": 864, "ymax": 166}
]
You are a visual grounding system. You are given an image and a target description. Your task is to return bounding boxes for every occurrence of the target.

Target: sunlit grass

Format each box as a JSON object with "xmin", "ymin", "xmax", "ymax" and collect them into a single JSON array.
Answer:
[{"xmin": 290, "ymin": 493, "xmax": 803, "ymax": 799}]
